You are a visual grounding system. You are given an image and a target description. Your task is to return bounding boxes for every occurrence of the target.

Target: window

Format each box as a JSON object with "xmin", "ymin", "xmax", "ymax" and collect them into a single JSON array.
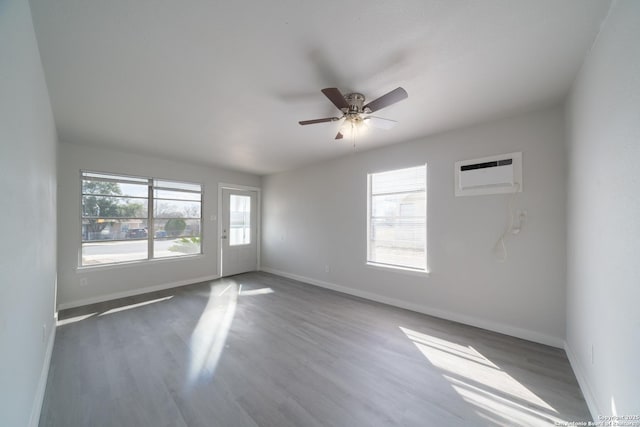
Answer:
[
  {"xmin": 229, "ymin": 194, "xmax": 251, "ymax": 245},
  {"xmin": 367, "ymin": 165, "xmax": 427, "ymax": 271},
  {"xmin": 81, "ymin": 171, "xmax": 202, "ymax": 266}
]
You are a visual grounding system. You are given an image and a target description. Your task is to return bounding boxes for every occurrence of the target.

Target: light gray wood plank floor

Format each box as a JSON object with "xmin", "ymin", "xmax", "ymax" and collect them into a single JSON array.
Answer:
[{"xmin": 40, "ymin": 272, "xmax": 591, "ymax": 426}]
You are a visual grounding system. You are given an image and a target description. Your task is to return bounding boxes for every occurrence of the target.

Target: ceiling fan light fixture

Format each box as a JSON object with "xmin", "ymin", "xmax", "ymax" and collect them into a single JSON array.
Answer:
[{"xmin": 339, "ymin": 117, "xmax": 366, "ymax": 142}]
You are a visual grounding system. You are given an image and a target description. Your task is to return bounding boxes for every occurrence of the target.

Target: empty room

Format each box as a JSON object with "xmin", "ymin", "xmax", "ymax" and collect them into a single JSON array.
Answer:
[{"xmin": 1, "ymin": 0, "xmax": 639, "ymax": 426}]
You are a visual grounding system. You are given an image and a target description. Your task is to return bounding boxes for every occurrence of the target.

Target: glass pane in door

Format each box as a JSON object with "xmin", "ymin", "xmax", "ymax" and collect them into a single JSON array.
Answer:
[{"xmin": 230, "ymin": 195, "xmax": 251, "ymax": 245}]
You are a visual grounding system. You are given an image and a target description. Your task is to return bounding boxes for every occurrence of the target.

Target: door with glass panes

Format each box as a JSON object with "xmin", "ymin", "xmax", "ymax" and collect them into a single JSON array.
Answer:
[{"xmin": 221, "ymin": 188, "xmax": 258, "ymax": 276}]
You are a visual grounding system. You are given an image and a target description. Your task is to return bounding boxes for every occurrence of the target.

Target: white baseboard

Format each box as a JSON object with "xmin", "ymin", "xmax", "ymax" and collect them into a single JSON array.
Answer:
[
  {"xmin": 260, "ymin": 267, "xmax": 564, "ymax": 348},
  {"xmin": 29, "ymin": 320, "xmax": 56, "ymax": 427},
  {"xmin": 57, "ymin": 274, "xmax": 220, "ymax": 310},
  {"xmin": 564, "ymin": 341, "xmax": 600, "ymax": 420}
]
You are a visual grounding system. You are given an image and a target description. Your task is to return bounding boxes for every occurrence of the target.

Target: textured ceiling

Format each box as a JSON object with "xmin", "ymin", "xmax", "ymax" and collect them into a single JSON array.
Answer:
[{"xmin": 29, "ymin": 0, "xmax": 611, "ymax": 175}]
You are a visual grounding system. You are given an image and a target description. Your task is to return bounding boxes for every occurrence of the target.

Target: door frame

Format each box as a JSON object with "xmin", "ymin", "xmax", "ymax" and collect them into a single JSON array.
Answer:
[{"xmin": 217, "ymin": 183, "xmax": 261, "ymax": 277}]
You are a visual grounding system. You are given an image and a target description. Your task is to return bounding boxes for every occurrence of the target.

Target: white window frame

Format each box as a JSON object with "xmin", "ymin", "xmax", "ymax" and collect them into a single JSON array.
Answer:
[
  {"xmin": 366, "ymin": 164, "xmax": 428, "ymax": 274},
  {"xmin": 79, "ymin": 170, "xmax": 203, "ymax": 268}
]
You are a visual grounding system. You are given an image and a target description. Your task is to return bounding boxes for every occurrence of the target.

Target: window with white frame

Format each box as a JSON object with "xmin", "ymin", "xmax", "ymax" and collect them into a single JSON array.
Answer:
[
  {"xmin": 367, "ymin": 165, "xmax": 427, "ymax": 271},
  {"xmin": 81, "ymin": 171, "xmax": 202, "ymax": 266}
]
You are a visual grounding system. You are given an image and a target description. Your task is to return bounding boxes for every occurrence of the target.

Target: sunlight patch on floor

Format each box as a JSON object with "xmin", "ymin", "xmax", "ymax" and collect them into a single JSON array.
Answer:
[
  {"xmin": 401, "ymin": 326, "xmax": 500, "ymax": 370},
  {"xmin": 400, "ymin": 326, "xmax": 564, "ymax": 425},
  {"xmin": 238, "ymin": 287, "xmax": 274, "ymax": 296},
  {"xmin": 187, "ymin": 281, "xmax": 238, "ymax": 388},
  {"xmin": 57, "ymin": 312, "xmax": 97, "ymax": 326},
  {"xmin": 58, "ymin": 295, "xmax": 175, "ymax": 325},
  {"xmin": 97, "ymin": 295, "xmax": 174, "ymax": 317},
  {"xmin": 445, "ymin": 374, "xmax": 566, "ymax": 425}
]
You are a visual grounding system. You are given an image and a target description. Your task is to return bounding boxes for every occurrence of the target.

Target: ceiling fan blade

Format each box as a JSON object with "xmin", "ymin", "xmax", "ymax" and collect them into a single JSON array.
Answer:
[
  {"xmin": 335, "ymin": 131, "xmax": 344, "ymax": 140},
  {"xmin": 364, "ymin": 116, "xmax": 397, "ymax": 130},
  {"xmin": 363, "ymin": 87, "xmax": 408, "ymax": 113},
  {"xmin": 321, "ymin": 88, "xmax": 349, "ymax": 110},
  {"xmin": 299, "ymin": 117, "xmax": 340, "ymax": 125}
]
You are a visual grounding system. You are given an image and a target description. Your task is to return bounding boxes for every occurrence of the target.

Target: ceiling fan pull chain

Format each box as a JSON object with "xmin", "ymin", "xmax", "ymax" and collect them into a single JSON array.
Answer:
[{"xmin": 352, "ymin": 122, "xmax": 357, "ymax": 149}]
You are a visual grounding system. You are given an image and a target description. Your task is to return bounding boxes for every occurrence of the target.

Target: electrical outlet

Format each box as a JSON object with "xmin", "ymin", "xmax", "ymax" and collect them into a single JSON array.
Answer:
[
  {"xmin": 517, "ymin": 209, "xmax": 527, "ymax": 222},
  {"xmin": 510, "ymin": 209, "xmax": 527, "ymax": 235},
  {"xmin": 79, "ymin": 277, "xmax": 88, "ymax": 287}
]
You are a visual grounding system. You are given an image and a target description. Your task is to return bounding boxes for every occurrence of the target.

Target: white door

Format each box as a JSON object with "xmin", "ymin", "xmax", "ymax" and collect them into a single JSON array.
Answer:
[{"xmin": 221, "ymin": 188, "xmax": 258, "ymax": 277}]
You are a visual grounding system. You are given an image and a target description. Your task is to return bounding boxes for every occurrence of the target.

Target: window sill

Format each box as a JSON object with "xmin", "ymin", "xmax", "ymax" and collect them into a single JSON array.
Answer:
[
  {"xmin": 366, "ymin": 262, "xmax": 430, "ymax": 277},
  {"xmin": 77, "ymin": 253, "xmax": 205, "ymax": 272}
]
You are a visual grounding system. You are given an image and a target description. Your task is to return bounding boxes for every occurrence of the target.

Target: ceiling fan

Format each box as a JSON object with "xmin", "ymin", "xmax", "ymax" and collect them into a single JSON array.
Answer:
[{"xmin": 299, "ymin": 87, "xmax": 408, "ymax": 140}]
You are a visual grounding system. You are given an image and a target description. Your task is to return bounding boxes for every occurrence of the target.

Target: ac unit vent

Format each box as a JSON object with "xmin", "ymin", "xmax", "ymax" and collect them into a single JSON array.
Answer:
[
  {"xmin": 455, "ymin": 152, "xmax": 522, "ymax": 196},
  {"xmin": 460, "ymin": 158, "xmax": 513, "ymax": 171}
]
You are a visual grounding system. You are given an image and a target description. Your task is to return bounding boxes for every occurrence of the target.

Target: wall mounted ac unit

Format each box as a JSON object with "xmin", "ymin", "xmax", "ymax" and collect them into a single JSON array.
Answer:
[{"xmin": 455, "ymin": 152, "xmax": 522, "ymax": 196}]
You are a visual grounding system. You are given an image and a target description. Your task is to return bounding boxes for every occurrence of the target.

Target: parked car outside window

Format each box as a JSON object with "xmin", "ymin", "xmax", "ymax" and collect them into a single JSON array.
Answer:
[{"xmin": 126, "ymin": 228, "xmax": 148, "ymax": 239}]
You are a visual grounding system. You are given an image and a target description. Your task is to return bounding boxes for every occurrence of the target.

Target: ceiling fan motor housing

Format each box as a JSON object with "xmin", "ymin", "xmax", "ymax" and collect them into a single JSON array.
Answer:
[
  {"xmin": 344, "ymin": 93, "xmax": 366, "ymax": 114},
  {"xmin": 344, "ymin": 93, "xmax": 368, "ymax": 124}
]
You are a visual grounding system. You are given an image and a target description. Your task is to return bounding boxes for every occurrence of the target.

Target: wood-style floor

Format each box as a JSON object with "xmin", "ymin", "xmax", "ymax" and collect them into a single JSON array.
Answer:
[{"xmin": 40, "ymin": 272, "xmax": 591, "ymax": 426}]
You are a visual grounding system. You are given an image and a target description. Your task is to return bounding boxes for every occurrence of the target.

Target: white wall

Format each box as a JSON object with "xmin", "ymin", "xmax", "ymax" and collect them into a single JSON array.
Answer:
[
  {"xmin": 262, "ymin": 106, "xmax": 567, "ymax": 347},
  {"xmin": 57, "ymin": 142, "xmax": 260, "ymax": 308},
  {"xmin": 565, "ymin": 0, "xmax": 640, "ymax": 417},
  {"xmin": 0, "ymin": 0, "xmax": 58, "ymax": 425}
]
